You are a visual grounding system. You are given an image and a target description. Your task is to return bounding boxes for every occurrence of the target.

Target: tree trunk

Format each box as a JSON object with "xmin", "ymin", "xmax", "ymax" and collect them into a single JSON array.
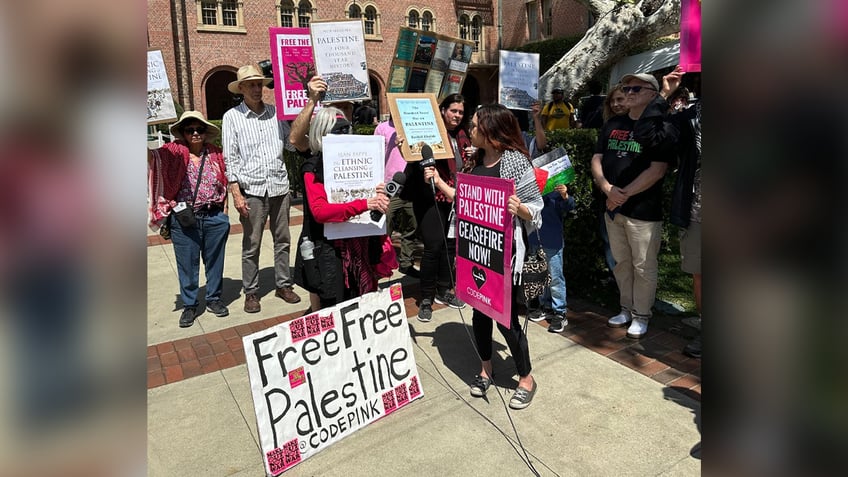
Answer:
[{"xmin": 539, "ymin": 0, "xmax": 681, "ymax": 98}]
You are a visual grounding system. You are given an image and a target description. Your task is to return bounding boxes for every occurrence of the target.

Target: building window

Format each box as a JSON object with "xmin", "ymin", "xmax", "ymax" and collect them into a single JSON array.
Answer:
[
  {"xmin": 471, "ymin": 15, "xmax": 482, "ymax": 52},
  {"xmin": 222, "ymin": 1, "xmax": 238, "ymax": 26},
  {"xmin": 459, "ymin": 14, "xmax": 469, "ymax": 40},
  {"xmin": 543, "ymin": 0, "xmax": 553, "ymax": 36},
  {"xmin": 196, "ymin": 1, "xmax": 245, "ymax": 32},
  {"xmin": 527, "ymin": 2, "xmax": 538, "ymax": 41},
  {"xmin": 421, "ymin": 11, "xmax": 432, "ymax": 31},
  {"xmin": 280, "ymin": 0, "xmax": 294, "ymax": 27},
  {"xmin": 201, "ymin": 2, "xmax": 217, "ymax": 25},
  {"xmin": 349, "ymin": 4, "xmax": 361, "ymax": 19},
  {"xmin": 408, "ymin": 10, "xmax": 419, "ymax": 28},
  {"xmin": 297, "ymin": 1, "xmax": 312, "ymax": 27},
  {"xmin": 364, "ymin": 6, "xmax": 377, "ymax": 35}
]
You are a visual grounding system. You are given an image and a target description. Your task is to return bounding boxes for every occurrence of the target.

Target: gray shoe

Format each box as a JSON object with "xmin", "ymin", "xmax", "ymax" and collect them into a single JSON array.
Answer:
[
  {"xmin": 469, "ymin": 374, "xmax": 492, "ymax": 397},
  {"xmin": 417, "ymin": 299, "xmax": 433, "ymax": 322},
  {"xmin": 509, "ymin": 380, "xmax": 538, "ymax": 410},
  {"xmin": 547, "ymin": 314, "xmax": 567, "ymax": 333}
]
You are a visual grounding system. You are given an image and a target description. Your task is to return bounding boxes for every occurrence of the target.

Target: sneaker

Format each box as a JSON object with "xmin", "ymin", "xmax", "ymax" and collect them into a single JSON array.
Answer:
[
  {"xmin": 626, "ymin": 317, "xmax": 649, "ymax": 339},
  {"xmin": 434, "ymin": 291, "xmax": 466, "ymax": 309},
  {"xmin": 417, "ymin": 299, "xmax": 433, "ymax": 322},
  {"xmin": 527, "ymin": 309, "xmax": 547, "ymax": 322},
  {"xmin": 683, "ymin": 335, "xmax": 702, "ymax": 359},
  {"xmin": 469, "ymin": 374, "xmax": 492, "ymax": 397},
  {"xmin": 509, "ymin": 380, "xmax": 538, "ymax": 410},
  {"xmin": 206, "ymin": 300, "xmax": 229, "ymax": 317},
  {"xmin": 244, "ymin": 293, "xmax": 261, "ymax": 313},
  {"xmin": 547, "ymin": 314, "xmax": 567, "ymax": 333},
  {"xmin": 607, "ymin": 309, "xmax": 632, "ymax": 328},
  {"xmin": 179, "ymin": 307, "xmax": 197, "ymax": 328}
]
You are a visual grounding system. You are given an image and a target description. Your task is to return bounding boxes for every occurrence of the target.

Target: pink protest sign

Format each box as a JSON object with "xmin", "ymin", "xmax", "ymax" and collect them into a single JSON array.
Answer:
[
  {"xmin": 270, "ymin": 27, "xmax": 316, "ymax": 120},
  {"xmin": 455, "ymin": 173, "xmax": 514, "ymax": 327},
  {"xmin": 679, "ymin": 0, "xmax": 701, "ymax": 72}
]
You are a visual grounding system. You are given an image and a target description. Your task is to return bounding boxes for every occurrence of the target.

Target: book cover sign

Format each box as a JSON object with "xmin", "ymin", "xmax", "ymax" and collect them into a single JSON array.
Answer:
[
  {"xmin": 498, "ymin": 50, "xmax": 539, "ymax": 111},
  {"xmin": 311, "ymin": 20, "xmax": 370, "ymax": 103},
  {"xmin": 147, "ymin": 50, "xmax": 177, "ymax": 125},
  {"xmin": 531, "ymin": 147, "xmax": 574, "ymax": 194}
]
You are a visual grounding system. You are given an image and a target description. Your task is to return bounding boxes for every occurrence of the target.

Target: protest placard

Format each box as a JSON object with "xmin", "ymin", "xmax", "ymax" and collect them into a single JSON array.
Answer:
[
  {"xmin": 321, "ymin": 134, "xmax": 386, "ymax": 239},
  {"xmin": 388, "ymin": 27, "xmax": 473, "ymax": 101},
  {"xmin": 310, "ymin": 20, "xmax": 370, "ymax": 103},
  {"xmin": 243, "ymin": 285, "xmax": 423, "ymax": 476},
  {"xmin": 498, "ymin": 51, "xmax": 539, "ymax": 110},
  {"xmin": 386, "ymin": 93, "xmax": 453, "ymax": 161},
  {"xmin": 270, "ymin": 27, "xmax": 316, "ymax": 120},
  {"xmin": 147, "ymin": 50, "xmax": 177, "ymax": 125},
  {"xmin": 531, "ymin": 147, "xmax": 574, "ymax": 194},
  {"xmin": 454, "ymin": 173, "xmax": 514, "ymax": 327}
]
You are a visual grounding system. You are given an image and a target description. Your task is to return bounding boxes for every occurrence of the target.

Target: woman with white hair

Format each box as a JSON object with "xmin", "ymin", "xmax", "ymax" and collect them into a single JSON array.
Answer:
[{"xmin": 293, "ymin": 107, "xmax": 396, "ymax": 308}]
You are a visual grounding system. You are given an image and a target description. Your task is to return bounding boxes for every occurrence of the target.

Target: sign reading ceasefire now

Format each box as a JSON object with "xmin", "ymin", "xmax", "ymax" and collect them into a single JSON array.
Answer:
[
  {"xmin": 454, "ymin": 173, "xmax": 515, "ymax": 327},
  {"xmin": 243, "ymin": 285, "xmax": 423, "ymax": 475}
]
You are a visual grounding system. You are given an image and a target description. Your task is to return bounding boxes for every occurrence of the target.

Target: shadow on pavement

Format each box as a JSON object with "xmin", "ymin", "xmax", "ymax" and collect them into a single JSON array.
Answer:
[{"xmin": 664, "ymin": 385, "xmax": 701, "ymax": 459}]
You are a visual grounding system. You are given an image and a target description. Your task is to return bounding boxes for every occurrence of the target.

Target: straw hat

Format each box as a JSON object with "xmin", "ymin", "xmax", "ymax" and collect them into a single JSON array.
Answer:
[
  {"xmin": 169, "ymin": 110, "xmax": 220, "ymax": 140},
  {"xmin": 227, "ymin": 64, "xmax": 273, "ymax": 94}
]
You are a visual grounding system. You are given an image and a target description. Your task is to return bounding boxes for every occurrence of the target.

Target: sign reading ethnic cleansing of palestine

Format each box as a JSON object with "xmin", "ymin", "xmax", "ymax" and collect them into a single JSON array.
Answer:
[
  {"xmin": 454, "ymin": 173, "xmax": 515, "ymax": 327},
  {"xmin": 147, "ymin": 50, "xmax": 177, "ymax": 125},
  {"xmin": 243, "ymin": 285, "xmax": 423, "ymax": 475},
  {"xmin": 270, "ymin": 27, "xmax": 316, "ymax": 120},
  {"xmin": 310, "ymin": 19, "xmax": 371, "ymax": 103}
]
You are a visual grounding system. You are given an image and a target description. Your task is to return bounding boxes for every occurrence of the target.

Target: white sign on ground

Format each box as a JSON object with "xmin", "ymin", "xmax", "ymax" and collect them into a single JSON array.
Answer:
[{"xmin": 243, "ymin": 285, "xmax": 423, "ymax": 475}]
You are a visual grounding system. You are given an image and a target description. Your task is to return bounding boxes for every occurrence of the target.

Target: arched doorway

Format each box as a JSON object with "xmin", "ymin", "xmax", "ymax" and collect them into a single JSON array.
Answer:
[
  {"xmin": 368, "ymin": 74, "xmax": 383, "ymax": 119},
  {"xmin": 205, "ymin": 69, "xmax": 237, "ymax": 120},
  {"xmin": 461, "ymin": 74, "xmax": 480, "ymax": 114}
]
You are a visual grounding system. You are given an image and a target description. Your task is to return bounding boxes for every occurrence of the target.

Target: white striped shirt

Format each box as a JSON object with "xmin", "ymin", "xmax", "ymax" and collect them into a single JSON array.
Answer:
[{"xmin": 222, "ymin": 102, "xmax": 296, "ymax": 197}]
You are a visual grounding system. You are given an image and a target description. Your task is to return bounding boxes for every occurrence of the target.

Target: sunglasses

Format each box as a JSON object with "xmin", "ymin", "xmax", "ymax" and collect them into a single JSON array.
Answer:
[
  {"xmin": 621, "ymin": 86, "xmax": 656, "ymax": 94},
  {"xmin": 331, "ymin": 125, "xmax": 351, "ymax": 135},
  {"xmin": 184, "ymin": 127, "xmax": 207, "ymax": 135}
]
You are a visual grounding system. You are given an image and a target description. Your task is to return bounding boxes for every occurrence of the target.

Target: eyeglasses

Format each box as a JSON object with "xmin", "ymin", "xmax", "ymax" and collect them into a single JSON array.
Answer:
[
  {"xmin": 184, "ymin": 127, "xmax": 207, "ymax": 135},
  {"xmin": 621, "ymin": 86, "xmax": 657, "ymax": 94},
  {"xmin": 331, "ymin": 125, "xmax": 350, "ymax": 135}
]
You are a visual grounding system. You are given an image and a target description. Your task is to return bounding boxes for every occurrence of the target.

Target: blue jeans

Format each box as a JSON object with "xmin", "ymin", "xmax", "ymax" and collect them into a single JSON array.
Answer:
[
  {"xmin": 540, "ymin": 246, "xmax": 566, "ymax": 314},
  {"xmin": 170, "ymin": 211, "xmax": 230, "ymax": 307}
]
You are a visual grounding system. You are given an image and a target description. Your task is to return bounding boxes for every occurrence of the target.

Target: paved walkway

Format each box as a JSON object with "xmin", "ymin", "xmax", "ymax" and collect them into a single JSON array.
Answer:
[{"xmin": 147, "ymin": 202, "xmax": 701, "ymax": 476}]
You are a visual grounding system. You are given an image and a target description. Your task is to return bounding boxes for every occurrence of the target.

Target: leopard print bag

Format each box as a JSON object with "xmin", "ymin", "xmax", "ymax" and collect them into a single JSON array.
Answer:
[{"xmin": 522, "ymin": 231, "xmax": 551, "ymax": 303}]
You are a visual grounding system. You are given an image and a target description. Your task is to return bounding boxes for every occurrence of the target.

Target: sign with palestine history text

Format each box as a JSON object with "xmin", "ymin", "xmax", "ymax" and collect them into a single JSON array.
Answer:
[
  {"xmin": 243, "ymin": 285, "xmax": 423, "ymax": 475},
  {"xmin": 310, "ymin": 19, "xmax": 370, "ymax": 103}
]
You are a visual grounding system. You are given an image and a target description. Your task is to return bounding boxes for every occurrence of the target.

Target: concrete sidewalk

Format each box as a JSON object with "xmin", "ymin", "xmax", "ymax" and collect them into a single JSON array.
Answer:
[{"xmin": 147, "ymin": 206, "xmax": 701, "ymax": 476}]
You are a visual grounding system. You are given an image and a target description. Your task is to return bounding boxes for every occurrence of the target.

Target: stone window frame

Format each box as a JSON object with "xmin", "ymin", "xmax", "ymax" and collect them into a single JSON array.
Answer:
[
  {"xmin": 276, "ymin": 0, "xmax": 315, "ymax": 28},
  {"xmin": 405, "ymin": 7, "xmax": 434, "ymax": 31},
  {"xmin": 347, "ymin": 2, "xmax": 382, "ymax": 41},
  {"xmin": 196, "ymin": 1, "xmax": 246, "ymax": 33}
]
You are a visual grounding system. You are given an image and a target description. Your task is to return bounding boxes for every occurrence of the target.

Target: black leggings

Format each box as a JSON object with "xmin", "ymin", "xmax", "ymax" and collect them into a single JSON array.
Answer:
[
  {"xmin": 417, "ymin": 202, "xmax": 455, "ymax": 301},
  {"xmin": 471, "ymin": 290, "xmax": 532, "ymax": 377}
]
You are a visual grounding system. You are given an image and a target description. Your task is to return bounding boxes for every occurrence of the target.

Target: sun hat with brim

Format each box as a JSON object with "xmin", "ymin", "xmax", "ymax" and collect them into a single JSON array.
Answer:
[
  {"xmin": 169, "ymin": 110, "xmax": 220, "ymax": 141},
  {"xmin": 620, "ymin": 73, "xmax": 659, "ymax": 91},
  {"xmin": 228, "ymin": 64, "xmax": 273, "ymax": 94}
]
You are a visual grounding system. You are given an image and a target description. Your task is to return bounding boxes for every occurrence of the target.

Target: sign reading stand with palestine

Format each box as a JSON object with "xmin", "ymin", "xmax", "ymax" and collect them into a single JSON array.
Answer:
[
  {"xmin": 454, "ymin": 173, "xmax": 515, "ymax": 327},
  {"xmin": 243, "ymin": 285, "xmax": 424, "ymax": 476},
  {"xmin": 270, "ymin": 27, "xmax": 316, "ymax": 120},
  {"xmin": 388, "ymin": 27, "xmax": 474, "ymax": 102},
  {"xmin": 147, "ymin": 50, "xmax": 177, "ymax": 125},
  {"xmin": 310, "ymin": 19, "xmax": 370, "ymax": 103}
]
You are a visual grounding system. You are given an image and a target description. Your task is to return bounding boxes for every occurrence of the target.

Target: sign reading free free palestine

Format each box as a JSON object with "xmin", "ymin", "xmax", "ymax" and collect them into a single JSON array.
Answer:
[{"xmin": 243, "ymin": 285, "xmax": 423, "ymax": 475}]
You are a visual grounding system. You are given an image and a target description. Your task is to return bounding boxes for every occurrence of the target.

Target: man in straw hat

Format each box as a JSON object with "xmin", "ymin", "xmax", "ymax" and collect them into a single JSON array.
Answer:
[{"xmin": 222, "ymin": 64, "xmax": 302, "ymax": 313}]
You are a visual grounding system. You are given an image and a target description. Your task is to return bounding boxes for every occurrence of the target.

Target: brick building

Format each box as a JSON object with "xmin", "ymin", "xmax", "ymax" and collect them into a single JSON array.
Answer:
[{"xmin": 147, "ymin": 0, "xmax": 589, "ymax": 120}]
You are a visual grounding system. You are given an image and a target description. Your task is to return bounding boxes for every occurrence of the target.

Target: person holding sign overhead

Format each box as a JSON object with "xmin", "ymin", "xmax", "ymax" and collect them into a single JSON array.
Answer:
[
  {"xmin": 293, "ymin": 108, "xmax": 396, "ymax": 308},
  {"xmin": 402, "ymin": 94, "xmax": 471, "ymax": 322},
  {"xmin": 424, "ymin": 104, "xmax": 543, "ymax": 410}
]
